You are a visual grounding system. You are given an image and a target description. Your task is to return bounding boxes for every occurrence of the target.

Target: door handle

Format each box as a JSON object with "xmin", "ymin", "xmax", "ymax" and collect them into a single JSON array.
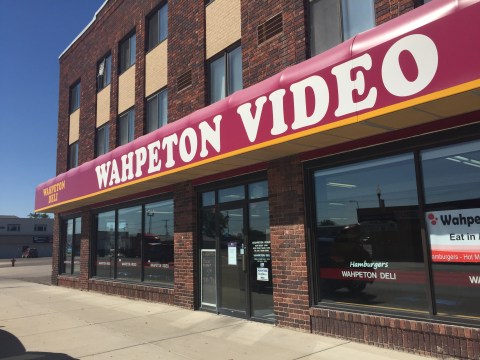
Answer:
[{"xmin": 242, "ymin": 243, "xmax": 246, "ymax": 272}]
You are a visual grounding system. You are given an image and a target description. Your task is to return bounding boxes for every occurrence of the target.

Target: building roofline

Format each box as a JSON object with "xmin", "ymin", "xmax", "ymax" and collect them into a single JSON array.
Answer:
[{"xmin": 59, "ymin": 0, "xmax": 109, "ymax": 60}]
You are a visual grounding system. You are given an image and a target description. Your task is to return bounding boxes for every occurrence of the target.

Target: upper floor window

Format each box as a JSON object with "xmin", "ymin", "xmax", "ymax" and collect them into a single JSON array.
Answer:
[
  {"xmin": 310, "ymin": 0, "xmax": 375, "ymax": 56},
  {"xmin": 119, "ymin": 32, "xmax": 136, "ymax": 74},
  {"xmin": 7, "ymin": 224, "xmax": 20, "ymax": 232},
  {"xmin": 148, "ymin": 3, "xmax": 168, "ymax": 51},
  {"xmin": 96, "ymin": 124, "xmax": 110, "ymax": 157},
  {"xmin": 34, "ymin": 224, "xmax": 47, "ymax": 232},
  {"xmin": 97, "ymin": 53, "xmax": 112, "ymax": 91},
  {"xmin": 146, "ymin": 89, "xmax": 168, "ymax": 134},
  {"xmin": 209, "ymin": 45, "xmax": 242, "ymax": 104},
  {"xmin": 118, "ymin": 109, "xmax": 135, "ymax": 146},
  {"xmin": 69, "ymin": 82, "xmax": 80, "ymax": 113},
  {"xmin": 68, "ymin": 142, "xmax": 79, "ymax": 169}
]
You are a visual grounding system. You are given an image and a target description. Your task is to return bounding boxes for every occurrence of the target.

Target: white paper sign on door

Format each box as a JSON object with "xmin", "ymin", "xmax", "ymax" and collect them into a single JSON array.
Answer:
[{"xmin": 228, "ymin": 242, "xmax": 237, "ymax": 265}]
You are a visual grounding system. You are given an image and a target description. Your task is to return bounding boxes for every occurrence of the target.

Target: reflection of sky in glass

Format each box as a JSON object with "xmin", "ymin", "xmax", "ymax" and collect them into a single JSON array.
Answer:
[
  {"xmin": 119, "ymin": 206, "xmax": 142, "ymax": 235},
  {"xmin": 422, "ymin": 140, "xmax": 480, "ymax": 204},
  {"xmin": 314, "ymin": 154, "xmax": 418, "ymax": 226},
  {"xmin": 145, "ymin": 200, "xmax": 174, "ymax": 236}
]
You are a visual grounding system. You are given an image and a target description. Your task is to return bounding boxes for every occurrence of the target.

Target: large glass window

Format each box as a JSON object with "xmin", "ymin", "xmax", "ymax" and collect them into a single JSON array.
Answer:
[
  {"xmin": 117, "ymin": 206, "xmax": 142, "ymax": 281},
  {"xmin": 148, "ymin": 3, "xmax": 168, "ymax": 51},
  {"xmin": 97, "ymin": 53, "xmax": 112, "ymax": 91},
  {"xmin": 209, "ymin": 45, "xmax": 242, "ymax": 104},
  {"xmin": 118, "ymin": 109, "xmax": 135, "ymax": 145},
  {"xmin": 146, "ymin": 89, "xmax": 168, "ymax": 134},
  {"xmin": 422, "ymin": 140, "xmax": 480, "ymax": 318},
  {"xmin": 94, "ymin": 199, "xmax": 174, "ymax": 286},
  {"xmin": 310, "ymin": 0, "xmax": 375, "ymax": 56},
  {"xmin": 68, "ymin": 142, "xmax": 78, "ymax": 169},
  {"xmin": 144, "ymin": 200, "xmax": 174, "ymax": 285},
  {"xmin": 119, "ymin": 32, "xmax": 136, "ymax": 74},
  {"xmin": 95, "ymin": 124, "xmax": 109, "ymax": 157},
  {"xmin": 313, "ymin": 154, "xmax": 428, "ymax": 312},
  {"xmin": 69, "ymin": 82, "xmax": 80, "ymax": 113},
  {"xmin": 62, "ymin": 217, "xmax": 81, "ymax": 276},
  {"xmin": 95, "ymin": 211, "xmax": 116, "ymax": 278}
]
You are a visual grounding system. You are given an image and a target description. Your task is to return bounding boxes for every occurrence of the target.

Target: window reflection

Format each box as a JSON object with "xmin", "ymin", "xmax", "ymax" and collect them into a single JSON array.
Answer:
[
  {"xmin": 144, "ymin": 200, "xmax": 174, "ymax": 285},
  {"xmin": 314, "ymin": 154, "xmax": 427, "ymax": 312},
  {"xmin": 116, "ymin": 206, "xmax": 142, "ymax": 281},
  {"xmin": 422, "ymin": 140, "xmax": 480, "ymax": 318}
]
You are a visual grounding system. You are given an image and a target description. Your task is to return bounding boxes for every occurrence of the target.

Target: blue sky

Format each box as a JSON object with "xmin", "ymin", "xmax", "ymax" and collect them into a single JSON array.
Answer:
[{"xmin": 0, "ymin": 0, "xmax": 105, "ymax": 217}]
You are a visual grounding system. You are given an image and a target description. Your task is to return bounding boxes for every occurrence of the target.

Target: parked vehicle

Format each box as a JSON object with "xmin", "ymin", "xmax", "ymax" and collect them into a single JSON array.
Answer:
[{"xmin": 22, "ymin": 248, "xmax": 38, "ymax": 258}]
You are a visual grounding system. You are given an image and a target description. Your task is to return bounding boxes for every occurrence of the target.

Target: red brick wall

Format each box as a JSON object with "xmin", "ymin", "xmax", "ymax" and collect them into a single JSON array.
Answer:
[
  {"xmin": 173, "ymin": 181, "xmax": 197, "ymax": 309},
  {"xmin": 311, "ymin": 308, "xmax": 480, "ymax": 359},
  {"xmin": 57, "ymin": 0, "xmax": 163, "ymax": 175},
  {"xmin": 375, "ymin": 0, "xmax": 417, "ymax": 25},
  {"xmin": 51, "ymin": 216, "xmax": 61, "ymax": 285},
  {"xmin": 241, "ymin": 0, "xmax": 307, "ymax": 88},
  {"xmin": 268, "ymin": 156, "xmax": 310, "ymax": 330},
  {"xmin": 167, "ymin": 0, "xmax": 206, "ymax": 122},
  {"xmin": 79, "ymin": 210, "xmax": 91, "ymax": 290}
]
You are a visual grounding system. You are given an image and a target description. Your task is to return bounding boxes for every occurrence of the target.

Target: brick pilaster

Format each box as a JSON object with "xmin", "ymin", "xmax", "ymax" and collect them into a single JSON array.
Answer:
[
  {"xmin": 268, "ymin": 155, "xmax": 310, "ymax": 330},
  {"xmin": 173, "ymin": 181, "xmax": 197, "ymax": 309}
]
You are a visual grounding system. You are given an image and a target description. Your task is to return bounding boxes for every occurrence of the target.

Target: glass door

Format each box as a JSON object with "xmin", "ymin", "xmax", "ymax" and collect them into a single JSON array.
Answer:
[
  {"xmin": 199, "ymin": 180, "xmax": 273, "ymax": 322},
  {"xmin": 219, "ymin": 207, "xmax": 247, "ymax": 315}
]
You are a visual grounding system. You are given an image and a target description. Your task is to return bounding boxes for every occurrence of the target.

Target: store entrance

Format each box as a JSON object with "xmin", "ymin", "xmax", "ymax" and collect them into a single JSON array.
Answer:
[{"xmin": 199, "ymin": 180, "xmax": 274, "ymax": 322}]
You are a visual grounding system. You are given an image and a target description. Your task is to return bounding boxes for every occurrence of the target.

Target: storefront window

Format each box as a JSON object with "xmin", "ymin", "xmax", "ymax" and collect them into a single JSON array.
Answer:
[
  {"xmin": 144, "ymin": 200, "xmax": 174, "ymax": 285},
  {"xmin": 94, "ymin": 199, "xmax": 174, "ymax": 285},
  {"xmin": 62, "ymin": 217, "xmax": 81, "ymax": 276},
  {"xmin": 95, "ymin": 211, "xmax": 115, "ymax": 278},
  {"xmin": 313, "ymin": 154, "xmax": 428, "ymax": 312},
  {"xmin": 117, "ymin": 206, "xmax": 142, "ymax": 281},
  {"xmin": 422, "ymin": 140, "xmax": 480, "ymax": 318}
]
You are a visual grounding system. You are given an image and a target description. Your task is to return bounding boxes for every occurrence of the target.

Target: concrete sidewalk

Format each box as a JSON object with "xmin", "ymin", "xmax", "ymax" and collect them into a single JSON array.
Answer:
[{"xmin": 0, "ymin": 278, "xmax": 428, "ymax": 360}]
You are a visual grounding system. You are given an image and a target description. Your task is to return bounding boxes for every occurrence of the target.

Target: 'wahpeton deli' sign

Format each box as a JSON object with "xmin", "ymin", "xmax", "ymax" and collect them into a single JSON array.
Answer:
[{"xmin": 36, "ymin": 0, "xmax": 480, "ymax": 212}]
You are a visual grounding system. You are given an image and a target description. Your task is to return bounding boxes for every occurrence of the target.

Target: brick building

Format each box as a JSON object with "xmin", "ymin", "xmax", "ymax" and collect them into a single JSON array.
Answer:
[{"xmin": 35, "ymin": 0, "xmax": 480, "ymax": 357}]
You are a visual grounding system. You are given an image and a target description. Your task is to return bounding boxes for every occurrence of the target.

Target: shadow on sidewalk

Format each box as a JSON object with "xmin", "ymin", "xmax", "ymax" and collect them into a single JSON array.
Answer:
[{"xmin": 0, "ymin": 329, "xmax": 78, "ymax": 359}]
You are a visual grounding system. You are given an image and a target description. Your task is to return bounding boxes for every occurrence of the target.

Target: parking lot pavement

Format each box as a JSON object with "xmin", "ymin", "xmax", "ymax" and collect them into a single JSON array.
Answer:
[
  {"xmin": 0, "ymin": 257, "xmax": 52, "ymax": 285},
  {"xmin": 0, "ymin": 272, "xmax": 428, "ymax": 360}
]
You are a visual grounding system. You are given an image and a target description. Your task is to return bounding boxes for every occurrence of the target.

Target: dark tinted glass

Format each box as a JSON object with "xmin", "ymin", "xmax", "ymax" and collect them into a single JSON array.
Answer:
[
  {"xmin": 95, "ymin": 211, "xmax": 115, "ymax": 278},
  {"xmin": 116, "ymin": 206, "xmax": 142, "ymax": 281},
  {"xmin": 144, "ymin": 200, "xmax": 174, "ymax": 285},
  {"xmin": 64, "ymin": 219, "xmax": 73, "ymax": 275},
  {"xmin": 73, "ymin": 217, "xmax": 81, "ymax": 275},
  {"xmin": 313, "ymin": 154, "xmax": 427, "ymax": 312},
  {"xmin": 422, "ymin": 140, "xmax": 480, "ymax": 318}
]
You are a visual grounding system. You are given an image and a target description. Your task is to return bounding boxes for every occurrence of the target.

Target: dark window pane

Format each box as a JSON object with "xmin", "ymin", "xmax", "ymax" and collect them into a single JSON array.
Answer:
[
  {"xmin": 147, "ymin": 95, "xmax": 159, "ymax": 133},
  {"xmin": 422, "ymin": 140, "xmax": 480, "ymax": 318},
  {"xmin": 160, "ymin": 90, "xmax": 168, "ymax": 127},
  {"xmin": 202, "ymin": 191, "xmax": 215, "ymax": 207},
  {"xmin": 96, "ymin": 125, "xmax": 109, "ymax": 156},
  {"xmin": 70, "ymin": 83, "xmax": 80, "ymax": 113},
  {"xmin": 119, "ymin": 109, "xmax": 135, "ymax": 145},
  {"xmin": 95, "ymin": 211, "xmax": 115, "ymax": 278},
  {"xmin": 159, "ymin": 3, "xmax": 168, "ymax": 42},
  {"xmin": 68, "ymin": 142, "xmax": 78, "ymax": 169},
  {"xmin": 228, "ymin": 46, "xmax": 242, "ymax": 95},
  {"xmin": 148, "ymin": 11, "xmax": 159, "ymax": 50},
  {"xmin": 64, "ymin": 219, "xmax": 73, "ymax": 275},
  {"xmin": 120, "ymin": 33, "xmax": 135, "ymax": 73},
  {"xmin": 249, "ymin": 181, "xmax": 268, "ymax": 200},
  {"xmin": 117, "ymin": 206, "xmax": 142, "ymax": 281},
  {"xmin": 73, "ymin": 217, "xmax": 81, "ymax": 275},
  {"xmin": 144, "ymin": 200, "xmax": 174, "ymax": 285},
  {"xmin": 310, "ymin": 0, "xmax": 341, "ymax": 56},
  {"xmin": 219, "ymin": 185, "xmax": 245, "ymax": 203},
  {"xmin": 341, "ymin": 0, "xmax": 375, "ymax": 40},
  {"xmin": 313, "ymin": 154, "xmax": 427, "ymax": 312},
  {"xmin": 210, "ymin": 56, "xmax": 225, "ymax": 103},
  {"xmin": 105, "ymin": 55, "xmax": 111, "ymax": 86}
]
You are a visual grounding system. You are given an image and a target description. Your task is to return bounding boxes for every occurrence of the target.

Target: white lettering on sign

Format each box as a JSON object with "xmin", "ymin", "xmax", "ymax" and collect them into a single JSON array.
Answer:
[
  {"xmin": 382, "ymin": 34, "xmax": 438, "ymax": 97},
  {"xmin": 94, "ymin": 34, "xmax": 438, "ymax": 192},
  {"xmin": 469, "ymin": 276, "xmax": 480, "ymax": 284}
]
